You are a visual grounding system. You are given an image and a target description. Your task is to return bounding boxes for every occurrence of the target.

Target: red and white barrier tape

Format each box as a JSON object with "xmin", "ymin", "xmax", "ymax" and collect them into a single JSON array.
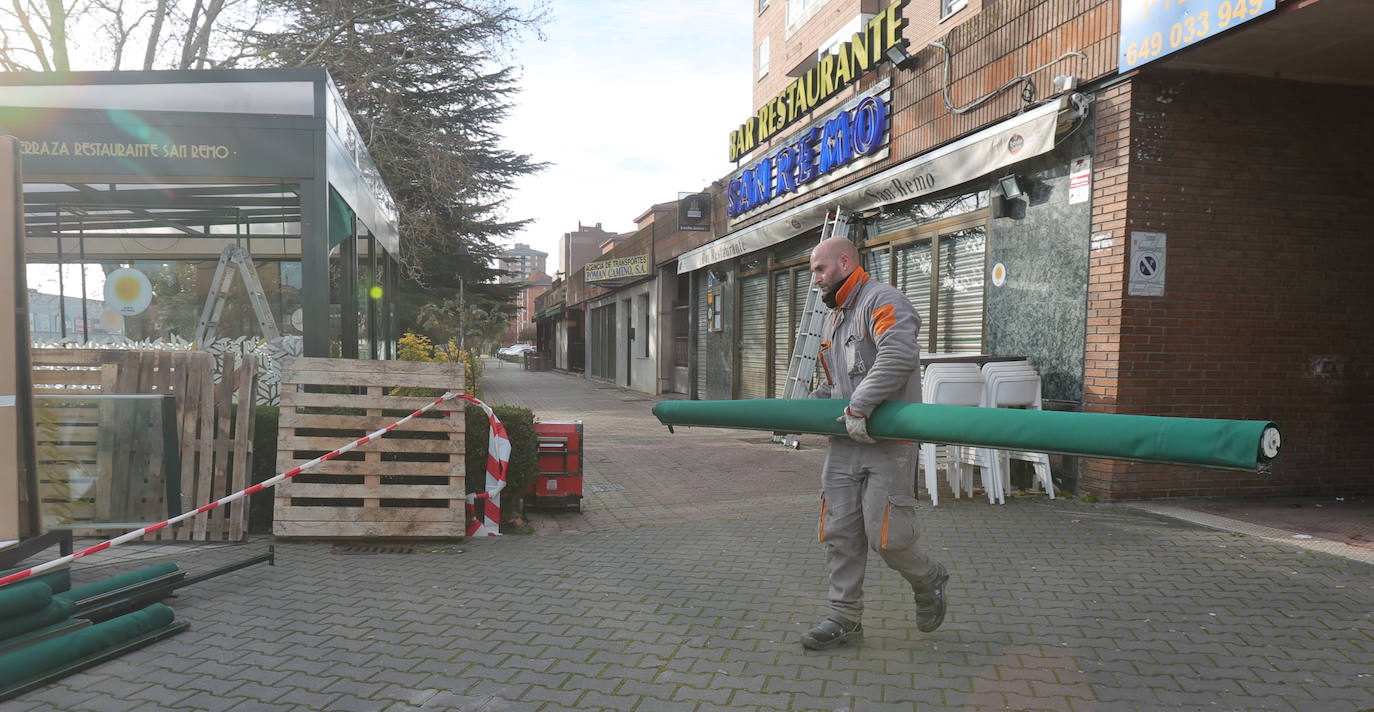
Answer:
[{"xmin": 0, "ymin": 390, "xmax": 508, "ymax": 589}]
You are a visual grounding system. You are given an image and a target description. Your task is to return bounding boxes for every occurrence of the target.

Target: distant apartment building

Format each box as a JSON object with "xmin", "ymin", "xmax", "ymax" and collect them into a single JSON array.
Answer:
[
  {"xmin": 503, "ymin": 268, "xmax": 552, "ymax": 345},
  {"xmin": 497, "ymin": 243, "xmax": 548, "ymax": 283},
  {"xmin": 559, "ymin": 222, "xmax": 615, "ymax": 278}
]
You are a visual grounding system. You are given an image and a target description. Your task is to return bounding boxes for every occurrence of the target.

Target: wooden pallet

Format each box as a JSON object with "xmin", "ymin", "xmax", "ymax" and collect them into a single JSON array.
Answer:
[
  {"xmin": 273, "ymin": 357, "xmax": 466, "ymax": 539},
  {"xmin": 30, "ymin": 349, "xmax": 257, "ymax": 541}
]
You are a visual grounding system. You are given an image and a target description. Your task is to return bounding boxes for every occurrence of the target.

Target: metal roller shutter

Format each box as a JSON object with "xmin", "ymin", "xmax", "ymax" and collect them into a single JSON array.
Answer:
[
  {"xmin": 936, "ymin": 228, "xmax": 986, "ymax": 354},
  {"xmin": 696, "ymin": 272, "xmax": 708, "ymax": 400},
  {"xmin": 737, "ymin": 273, "xmax": 768, "ymax": 399},
  {"xmin": 864, "ymin": 248, "xmax": 892, "ymax": 284},
  {"xmin": 771, "ymin": 270, "xmax": 792, "ymax": 398},
  {"xmin": 895, "ymin": 242, "xmax": 932, "ymax": 348}
]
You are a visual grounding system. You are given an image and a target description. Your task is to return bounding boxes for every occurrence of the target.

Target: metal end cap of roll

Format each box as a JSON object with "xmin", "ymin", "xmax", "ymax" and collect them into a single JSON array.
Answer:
[{"xmin": 1260, "ymin": 426, "xmax": 1281, "ymax": 459}]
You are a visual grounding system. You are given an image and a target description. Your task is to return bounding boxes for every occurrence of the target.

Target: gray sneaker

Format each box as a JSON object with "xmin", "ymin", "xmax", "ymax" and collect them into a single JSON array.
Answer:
[
  {"xmin": 913, "ymin": 564, "xmax": 950, "ymax": 632},
  {"xmin": 801, "ymin": 616, "xmax": 863, "ymax": 650}
]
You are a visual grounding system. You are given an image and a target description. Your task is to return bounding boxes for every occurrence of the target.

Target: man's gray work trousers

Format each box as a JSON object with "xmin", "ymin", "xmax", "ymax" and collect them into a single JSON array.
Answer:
[{"xmin": 818, "ymin": 437, "xmax": 938, "ymax": 623}]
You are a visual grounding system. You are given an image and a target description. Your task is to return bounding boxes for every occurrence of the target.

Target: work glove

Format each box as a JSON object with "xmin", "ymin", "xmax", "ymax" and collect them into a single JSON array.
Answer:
[{"xmin": 837, "ymin": 407, "xmax": 876, "ymax": 444}]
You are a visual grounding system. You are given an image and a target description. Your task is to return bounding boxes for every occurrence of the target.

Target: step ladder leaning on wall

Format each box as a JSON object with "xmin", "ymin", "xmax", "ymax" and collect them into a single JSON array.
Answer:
[
  {"xmin": 194, "ymin": 244, "xmax": 282, "ymax": 347},
  {"xmin": 773, "ymin": 208, "xmax": 850, "ymax": 449}
]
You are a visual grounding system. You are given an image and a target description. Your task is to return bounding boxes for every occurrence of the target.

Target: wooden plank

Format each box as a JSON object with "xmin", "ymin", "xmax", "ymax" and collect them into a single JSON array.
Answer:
[
  {"xmin": 30, "ymin": 370, "xmax": 103, "ymax": 387},
  {"xmin": 282, "ymin": 356, "xmax": 466, "ymax": 379},
  {"xmin": 278, "ymin": 390, "xmax": 452, "ymax": 411},
  {"xmin": 276, "ymin": 411, "xmax": 458, "ymax": 432},
  {"xmin": 272, "ymin": 505, "xmax": 460, "ymax": 523},
  {"xmin": 95, "ymin": 365, "xmax": 119, "ymax": 522},
  {"xmin": 277, "ymin": 435, "xmax": 461, "ymax": 455},
  {"xmin": 272, "ymin": 519, "xmax": 464, "ymax": 539},
  {"xmin": 277, "ymin": 369, "xmax": 464, "ymax": 392},
  {"xmin": 35, "ymin": 446, "xmax": 99, "ymax": 462},
  {"xmin": 279, "ymin": 483, "xmax": 462, "ymax": 500},
  {"xmin": 28, "ymin": 408, "xmax": 102, "ymax": 424},
  {"xmin": 271, "ymin": 460, "xmax": 464, "ymax": 477},
  {"xmin": 228, "ymin": 355, "xmax": 256, "ymax": 541},
  {"xmin": 189, "ymin": 356, "xmax": 214, "ymax": 541},
  {"xmin": 203, "ymin": 353, "xmax": 232, "ymax": 540},
  {"xmin": 29, "ymin": 350, "xmax": 110, "ymax": 367}
]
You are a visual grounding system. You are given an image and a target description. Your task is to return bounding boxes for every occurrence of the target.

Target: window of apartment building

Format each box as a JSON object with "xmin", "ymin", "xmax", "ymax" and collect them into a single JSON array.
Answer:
[
  {"xmin": 941, "ymin": 0, "xmax": 967, "ymax": 20},
  {"xmin": 758, "ymin": 37, "xmax": 770, "ymax": 79},
  {"xmin": 786, "ymin": 0, "xmax": 827, "ymax": 33}
]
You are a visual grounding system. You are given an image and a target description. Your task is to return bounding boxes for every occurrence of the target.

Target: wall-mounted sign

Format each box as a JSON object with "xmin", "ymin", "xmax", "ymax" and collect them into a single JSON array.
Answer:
[
  {"xmin": 727, "ymin": 92, "xmax": 889, "ymax": 220},
  {"xmin": 103, "ymin": 268, "xmax": 153, "ymax": 316},
  {"xmin": 728, "ymin": 0, "xmax": 908, "ymax": 162},
  {"xmin": 1068, "ymin": 155, "xmax": 1091, "ymax": 204},
  {"xmin": 1120, "ymin": 0, "xmax": 1275, "ymax": 72},
  {"xmin": 1128, "ymin": 231, "xmax": 1167, "ymax": 297},
  {"xmin": 680, "ymin": 97, "xmax": 1066, "ymax": 274},
  {"xmin": 0, "ymin": 108, "xmax": 312, "ymax": 179},
  {"xmin": 678, "ymin": 193, "xmax": 710, "ymax": 232},
  {"xmin": 586, "ymin": 255, "xmax": 650, "ymax": 282}
]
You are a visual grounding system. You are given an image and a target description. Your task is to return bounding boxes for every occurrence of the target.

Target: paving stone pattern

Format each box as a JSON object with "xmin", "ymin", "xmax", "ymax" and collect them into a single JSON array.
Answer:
[{"xmin": 4, "ymin": 361, "xmax": 1372, "ymax": 711}]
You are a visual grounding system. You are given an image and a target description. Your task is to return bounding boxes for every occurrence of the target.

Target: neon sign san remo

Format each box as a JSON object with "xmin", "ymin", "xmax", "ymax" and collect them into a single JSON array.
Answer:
[{"xmin": 725, "ymin": 0, "xmax": 909, "ymax": 218}]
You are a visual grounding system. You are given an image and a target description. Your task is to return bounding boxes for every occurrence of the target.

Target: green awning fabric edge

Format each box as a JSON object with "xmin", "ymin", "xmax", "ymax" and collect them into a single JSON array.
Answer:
[
  {"xmin": 328, "ymin": 186, "xmax": 356, "ymax": 249},
  {"xmin": 652, "ymin": 399, "xmax": 1279, "ymax": 472}
]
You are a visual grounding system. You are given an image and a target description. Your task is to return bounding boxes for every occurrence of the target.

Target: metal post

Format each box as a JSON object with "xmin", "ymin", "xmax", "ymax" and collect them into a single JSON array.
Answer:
[
  {"xmin": 78, "ymin": 225, "xmax": 88, "ymax": 343},
  {"xmin": 55, "ymin": 209, "xmax": 66, "ymax": 340},
  {"xmin": 300, "ymin": 178, "xmax": 329, "ymax": 357}
]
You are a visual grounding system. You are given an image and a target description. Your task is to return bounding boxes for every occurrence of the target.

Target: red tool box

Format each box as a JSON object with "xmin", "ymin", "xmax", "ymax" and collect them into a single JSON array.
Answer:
[{"xmin": 524, "ymin": 420, "xmax": 583, "ymax": 511}]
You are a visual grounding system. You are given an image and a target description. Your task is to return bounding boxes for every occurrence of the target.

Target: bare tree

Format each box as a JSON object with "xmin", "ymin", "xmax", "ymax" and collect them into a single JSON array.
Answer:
[{"xmin": 0, "ymin": 0, "xmax": 264, "ymax": 70}]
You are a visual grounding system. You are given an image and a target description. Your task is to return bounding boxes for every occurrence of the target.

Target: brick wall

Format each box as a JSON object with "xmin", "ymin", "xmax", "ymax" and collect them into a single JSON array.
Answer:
[
  {"xmin": 1081, "ymin": 70, "xmax": 1374, "ymax": 498},
  {"xmin": 734, "ymin": 0, "xmax": 1118, "ymax": 233}
]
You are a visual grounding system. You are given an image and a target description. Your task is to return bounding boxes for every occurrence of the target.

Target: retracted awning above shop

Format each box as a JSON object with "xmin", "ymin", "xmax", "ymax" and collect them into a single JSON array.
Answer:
[{"xmin": 678, "ymin": 96, "xmax": 1074, "ymax": 273}]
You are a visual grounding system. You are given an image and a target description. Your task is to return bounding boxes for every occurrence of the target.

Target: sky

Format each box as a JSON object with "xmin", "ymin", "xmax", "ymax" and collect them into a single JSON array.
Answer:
[
  {"xmin": 498, "ymin": 0, "xmax": 753, "ymax": 276},
  {"xmin": 19, "ymin": 0, "xmax": 755, "ymax": 292}
]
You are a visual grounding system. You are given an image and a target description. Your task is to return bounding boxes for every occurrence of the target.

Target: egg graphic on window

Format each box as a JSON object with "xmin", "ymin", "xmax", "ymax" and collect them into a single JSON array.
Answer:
[{"xmin": 103, "ymin": 268, "xmax": 153, "ymax": 316}]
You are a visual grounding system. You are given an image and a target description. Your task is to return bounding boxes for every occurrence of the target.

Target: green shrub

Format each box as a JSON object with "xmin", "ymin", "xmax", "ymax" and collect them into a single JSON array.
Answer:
[
  {"xmin": 465, "ymin": 404, "xmax": 538, "ymax": 525},
  {"xmin": 249, "ymin": 405, "xmax": 280, "ymax": 534}
]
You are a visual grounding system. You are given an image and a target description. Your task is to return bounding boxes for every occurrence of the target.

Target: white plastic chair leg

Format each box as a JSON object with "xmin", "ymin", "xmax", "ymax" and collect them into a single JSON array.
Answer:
[
  {"xmin": 920, "ymin": 442, "xmax": 939, "ymax": 506},
  {"xmin": 1033, "ymin": 453, "xmax": 1054, "ymax": 499}
]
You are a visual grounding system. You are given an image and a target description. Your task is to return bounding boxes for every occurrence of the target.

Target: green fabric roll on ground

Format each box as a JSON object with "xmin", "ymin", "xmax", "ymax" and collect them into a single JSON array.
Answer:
[
  {"xmin": 0, "ymin": 603, "xmax": 175, "ymax": 689},
  {"xmin": 652, "ymin": 399, "xmax": 1278, "ymax": 472},
  {"xmin": 0, "ymin": 581, "xmax": 52, "ymax": 622},
  {"xmin": 55, "ymin": 562, "xmax": 180, "ymax": 604},
  {"xmin": 0, "ymin": 568, "xmax": 71, "ymax": 594},
  {"xmin": 0, "ymin": 597, "xmax": 74, "ymax": 641}
]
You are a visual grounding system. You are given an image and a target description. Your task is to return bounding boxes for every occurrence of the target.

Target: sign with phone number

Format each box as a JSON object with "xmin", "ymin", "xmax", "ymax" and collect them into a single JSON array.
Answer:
[{"xmin": 1119, "ymin": 0, "xmax": 1275, "ymax": 72}]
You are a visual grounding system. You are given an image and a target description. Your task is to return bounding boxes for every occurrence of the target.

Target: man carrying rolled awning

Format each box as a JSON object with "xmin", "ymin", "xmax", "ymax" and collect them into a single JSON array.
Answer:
[{"xmin": 801, "ymin": 236, "xmax": 949, "ymax": 650}]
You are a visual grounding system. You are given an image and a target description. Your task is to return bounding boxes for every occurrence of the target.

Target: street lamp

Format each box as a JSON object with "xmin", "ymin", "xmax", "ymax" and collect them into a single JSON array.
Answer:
[{"xmin": 455, "ymin": 244, "xmax": 469, "ymax": 352}]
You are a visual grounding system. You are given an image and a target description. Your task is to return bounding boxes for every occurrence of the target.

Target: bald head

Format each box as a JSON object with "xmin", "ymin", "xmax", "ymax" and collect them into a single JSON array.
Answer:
[{"xmin": 810, "ymin": 237, "xmax": 860, "ymax": 293}]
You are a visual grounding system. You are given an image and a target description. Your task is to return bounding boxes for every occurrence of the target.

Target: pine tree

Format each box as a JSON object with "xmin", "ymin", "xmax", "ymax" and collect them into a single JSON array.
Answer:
[{"xmin": 248, "ymin": 0, "xmax": 547, "ymax": 337}]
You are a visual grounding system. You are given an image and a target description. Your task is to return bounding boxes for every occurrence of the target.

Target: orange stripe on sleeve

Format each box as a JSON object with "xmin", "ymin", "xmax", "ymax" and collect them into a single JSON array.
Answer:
[{"xmin": 873, "ymin": 303, "xmax": 896, "ymax": 336}]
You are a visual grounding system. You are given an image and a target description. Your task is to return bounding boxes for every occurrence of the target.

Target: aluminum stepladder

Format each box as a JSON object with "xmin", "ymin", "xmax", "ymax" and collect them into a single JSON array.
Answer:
[
  {"xmin": 774, "ymin": 208, "xmax": 851, "ymax": 449},
  {"xmin": 194, "ymin": 244, "xmax": 282, "ymax": 346}
]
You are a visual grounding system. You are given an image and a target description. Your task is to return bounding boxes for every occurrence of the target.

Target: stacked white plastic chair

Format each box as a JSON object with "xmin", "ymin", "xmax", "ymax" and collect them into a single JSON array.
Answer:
[
  {"xmin": 919, "ymin": 363, "xmax": 1000, "ymax": 504},
  {"xmin": 979, "ymin": 361, "xmax": 1055, "ymax": 503}
]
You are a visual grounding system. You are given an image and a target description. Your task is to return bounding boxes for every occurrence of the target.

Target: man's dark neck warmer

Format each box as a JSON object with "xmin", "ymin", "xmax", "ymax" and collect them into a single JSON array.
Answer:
[{"xmin": 823, "ymin": 281, "xmax": 843, "ymax": 309}]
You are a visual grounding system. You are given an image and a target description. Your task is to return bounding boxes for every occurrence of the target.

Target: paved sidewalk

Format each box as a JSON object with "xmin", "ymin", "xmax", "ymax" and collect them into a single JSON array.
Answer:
[
  {"xmin": 479, "ymin": 358, "xmax": 830, "ymax": 533},
  {"xmin": 3, "ymin": 361, "xmax": 1372, "ymax": 712}
]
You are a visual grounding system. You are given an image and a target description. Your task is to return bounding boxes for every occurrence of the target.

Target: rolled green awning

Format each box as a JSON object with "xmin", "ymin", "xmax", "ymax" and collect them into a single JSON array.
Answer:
[{"xmin": 652, "ymin": 399, "xmax": 1280, "ymax": 472}]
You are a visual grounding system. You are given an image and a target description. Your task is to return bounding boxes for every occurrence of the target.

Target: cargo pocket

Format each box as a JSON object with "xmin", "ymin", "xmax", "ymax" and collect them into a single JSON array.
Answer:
[
  {"xmin": 879, "ymin": 494, "xmax": 920, "ymax": 551},
  {"xmin": 817, "ymin": 491, "xmax": 828, "ymax": 543}
]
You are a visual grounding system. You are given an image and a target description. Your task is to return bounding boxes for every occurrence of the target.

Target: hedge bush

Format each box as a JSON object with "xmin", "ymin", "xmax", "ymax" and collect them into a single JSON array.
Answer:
[
  {"xmin": 465, "ymin": 403, "xmax": 538, "ymax": 525},
  {"xmin": 248, "ymin": 405, "xmax": 279, "ymax": 534}
]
